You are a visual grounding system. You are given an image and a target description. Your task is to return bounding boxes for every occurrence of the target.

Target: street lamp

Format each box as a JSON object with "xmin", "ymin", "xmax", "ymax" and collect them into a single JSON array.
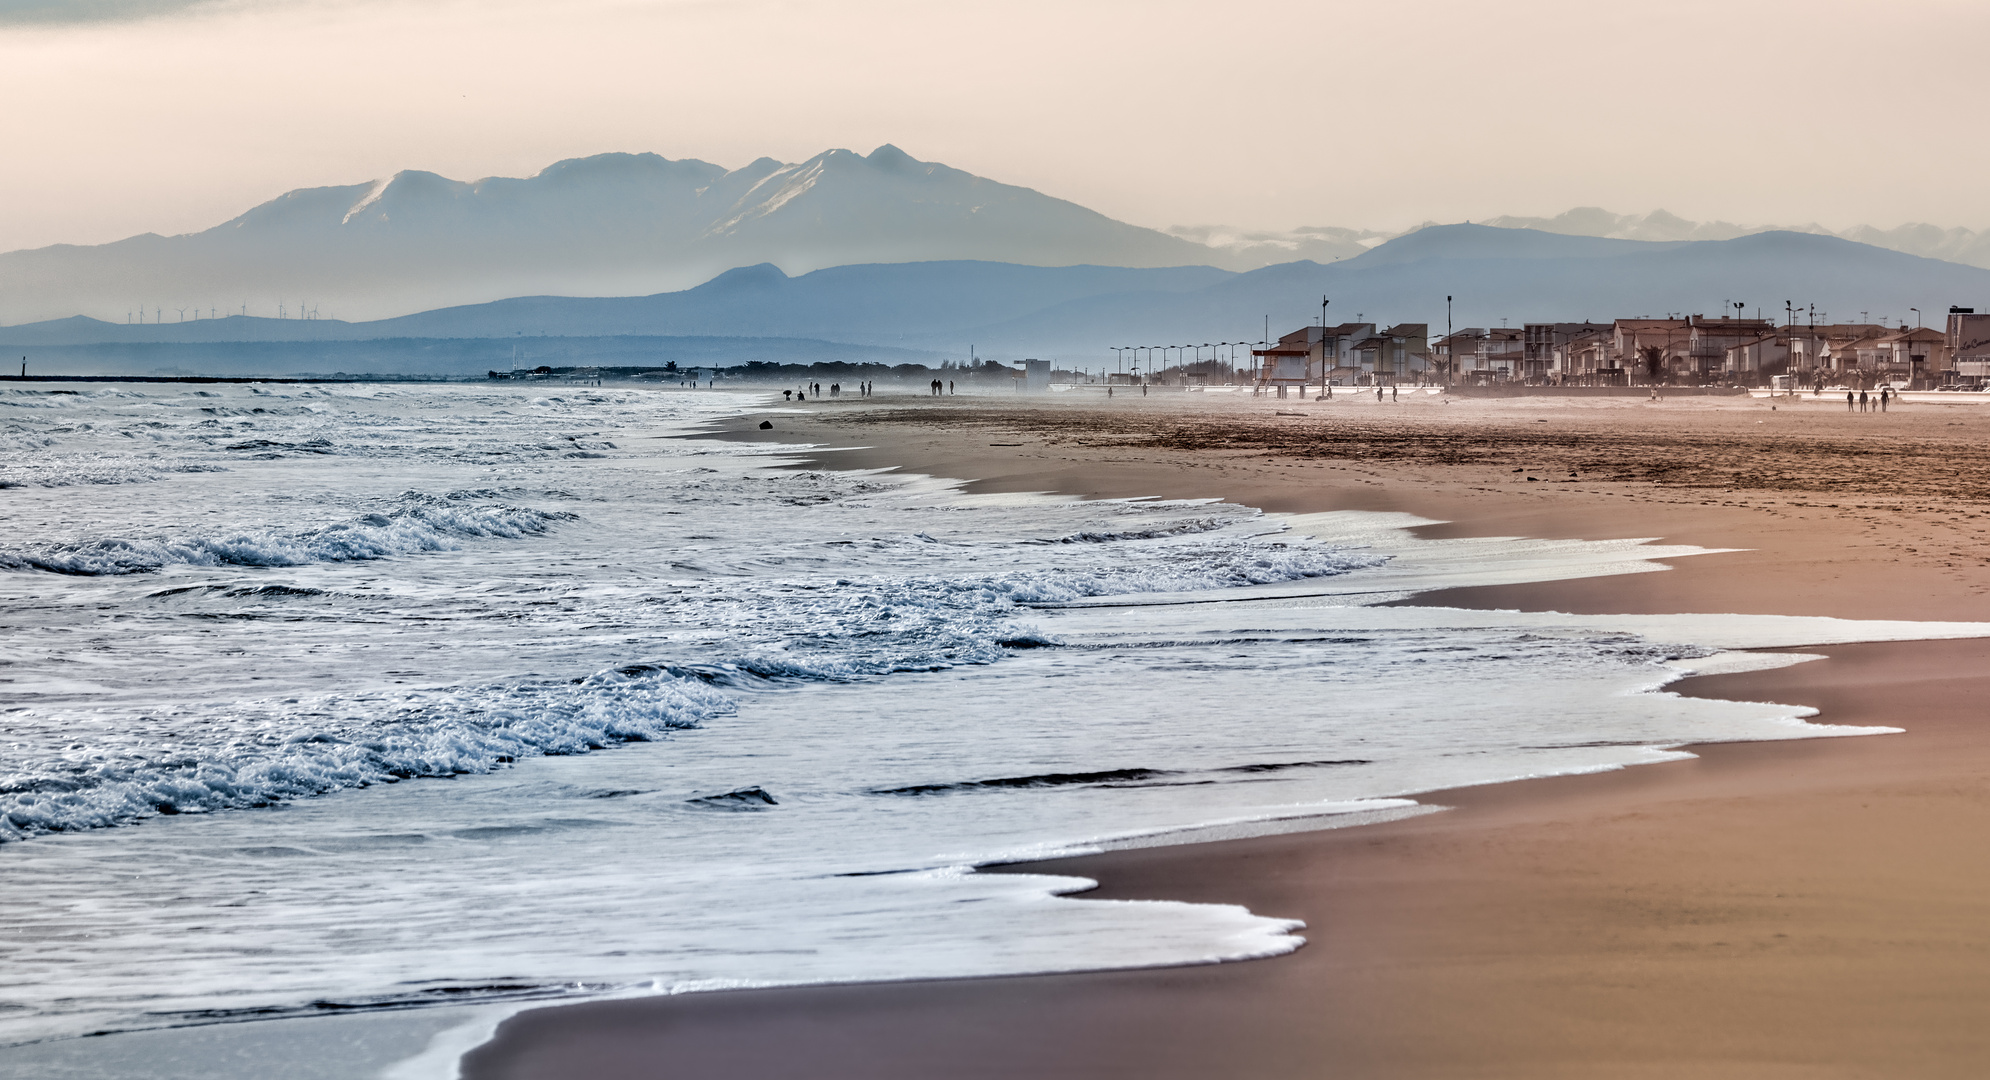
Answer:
[
  {"xmin": 1448, "ymin": 296, "xmax": 1464, "ymax": 389},
  {"xmin": 1784, "ymin": 301, "xmax": 1797, "ymax": 394}
]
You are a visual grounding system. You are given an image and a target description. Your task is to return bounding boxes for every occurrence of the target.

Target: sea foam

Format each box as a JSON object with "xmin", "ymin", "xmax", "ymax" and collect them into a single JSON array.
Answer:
[{"xmin": 0, "ymin": 492, "xmax": 571, "ymax": 575}]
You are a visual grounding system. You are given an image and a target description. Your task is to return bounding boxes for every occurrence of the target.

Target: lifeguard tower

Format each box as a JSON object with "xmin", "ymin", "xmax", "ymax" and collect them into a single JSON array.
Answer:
[{"xmin": 1252, "ymin": 344, "xmax": 1312, "ymax": 398}]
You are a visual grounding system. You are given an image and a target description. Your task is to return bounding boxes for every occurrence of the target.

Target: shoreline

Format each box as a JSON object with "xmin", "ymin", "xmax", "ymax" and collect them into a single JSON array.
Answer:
[{"xmin": 467, "ymin": 393, "xmax": 1990, "ymax": 1078}]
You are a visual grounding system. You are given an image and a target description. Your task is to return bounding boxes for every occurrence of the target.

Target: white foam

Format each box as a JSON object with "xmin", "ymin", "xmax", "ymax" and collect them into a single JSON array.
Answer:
[{"xmin": 4, "ymin": 383, "xmax": 1986, "ymax": 1076}]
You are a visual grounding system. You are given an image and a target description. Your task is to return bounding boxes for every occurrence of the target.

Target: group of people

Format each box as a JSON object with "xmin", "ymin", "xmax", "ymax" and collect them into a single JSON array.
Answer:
[
  {"xmin": 927, "ymin": 379, "xmax": 953, "ymax": 395},
  {"xmin": 783, "ymin": 381, "xmax": 874, "ymax": 402},
  {"xmin": 1848, "ymin": 387, "xmax": 1893, "ymax": 412}
]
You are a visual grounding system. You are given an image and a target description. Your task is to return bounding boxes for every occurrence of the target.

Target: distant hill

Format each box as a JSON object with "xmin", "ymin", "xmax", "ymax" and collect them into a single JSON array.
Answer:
[
  {"xmin": 8, "ymin": 142, "xmax": 1989, "ymax": 333},
  {"xmin": 961, "ymin": 227, "xmax": 1990, "ymax": 353},
  {"xmin": 0, "ymin": 145, "xmax": 1217, "ymax": 326},
  {"xmin": 1473, "ymin": 208, "xmax": 1990, "ymax": 270},
  {"xmin": 10, "ymin": 225, "xmax": 1990, "ymax": 376}
]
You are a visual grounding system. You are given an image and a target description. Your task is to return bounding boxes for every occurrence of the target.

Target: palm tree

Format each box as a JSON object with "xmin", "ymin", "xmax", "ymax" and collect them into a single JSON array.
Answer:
[{"xmin": 1639, "ymin": 344, "xmax": 1666, "ymax": 386}]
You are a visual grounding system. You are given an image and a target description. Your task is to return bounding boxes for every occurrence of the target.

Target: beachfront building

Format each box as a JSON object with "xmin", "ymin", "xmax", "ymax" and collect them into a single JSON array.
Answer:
[
  {"xmin": 1599, "ymin": 316, "xmax": 1769, "ymax": 384},
  {"xmin": 1351, "ymin": 324, "xmax": 1431, "ymax": 384},
  {"xmin": 1436, "ymin": 328, "xmax": 1524, "ymax": 383},
  {"xmin": 1317, "ymin": 322, "xmax": 1379, "ymax": 382},
  {"xmin": 1815, "ymin": 325, "xmax": 1888, "ymax": 380},
  {"xmin": 1611, "ymin": 319, "xmax": 1688, "ymax": 384},
  {"xmin": 1255, "ymin": 322, "xmax": 1428, "ymax": 388},
  {"xmin": 1784, "ymin": 325, "xmax": 1834, "ymax": 381},
  {"xmin": 1892, "ymin": 327, "xmax": 1950, "ymax": 387},
  {"xmin": 1523, "ymin": 322, "xmax": 1613, "ymax": 383},
  {"xmin": 1432, "ymin": 330, "xmax": 1478, "ymax": 383},
  {"xmin": 1839, "ymin": 325, "xmax": 1951, "ymax": 387},
  {"xmin": 1559, "ymin": 326, "xmax": 1622, "ymax": 383},
  {"xmin": 1947, "ymin": 308, "xmax": 1990, "ymax": 384},
  {"xmin": 1687, "ymin": 317, "xmax": 1775, "ymax": 383},
  {"xmin": 1724, "ymin": 334, "xmax": 1788, "ymax": 380}
]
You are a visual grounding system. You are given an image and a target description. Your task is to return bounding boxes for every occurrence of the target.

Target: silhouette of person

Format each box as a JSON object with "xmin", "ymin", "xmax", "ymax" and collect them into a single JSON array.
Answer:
[
  {"xmin": 1880, "ymin": 386, "xmax": 1890, "ymax": 411},
  {"xmin": 1859, "ymin": 389, "xmax": 1869, "ymax": 412},
  {"xmin": 1847, "ymin": 390, "xmax": 1855, "ymax": 411}
]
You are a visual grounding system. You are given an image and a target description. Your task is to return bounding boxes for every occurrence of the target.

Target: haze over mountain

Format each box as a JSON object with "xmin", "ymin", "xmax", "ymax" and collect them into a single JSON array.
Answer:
[
  {"xmin": 13, "ymin": 225, "xmax": 1990, "ymax": 377},
  {"xmin": 1192, "ymin": 209, "xmax": 1990, "ymax": 273},
  {"xmin": 0, "ymin": 145, "xmax": 1214, "ymax": 326},
  {"xmin": 8, "ymin": 142, "xmax": 1990, "ymax": 333}
]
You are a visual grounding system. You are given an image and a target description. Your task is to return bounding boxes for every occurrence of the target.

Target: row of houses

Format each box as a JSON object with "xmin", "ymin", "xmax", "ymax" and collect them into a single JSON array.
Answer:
[
  {"xmin": 1253, "ymin": 322, "xmax": 1433, "ymax": 386},
  {"xmin": 1252, "ymin": 309, "xmax": 1990, "ymax": 388}
]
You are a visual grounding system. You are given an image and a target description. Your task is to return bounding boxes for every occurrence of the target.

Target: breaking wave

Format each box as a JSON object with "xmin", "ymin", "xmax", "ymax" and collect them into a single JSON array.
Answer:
[
  {"xmin": 0, "ymin": 493, "xmax": 573, "ymax": 575},
  {"xmin": 0, "ymin": 667, "xmax": 732, "ymax": 842},
  {"xmin": 0, "ymin": 531, "xmax": 1379, "ymax": 842},
  {"xmin": 688, "ymin": 539, "xmax": 1385, "ymax": 680}
]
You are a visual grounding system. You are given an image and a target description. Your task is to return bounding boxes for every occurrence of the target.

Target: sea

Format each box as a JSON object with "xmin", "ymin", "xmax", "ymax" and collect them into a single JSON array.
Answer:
[{"xmin": 3, "ymin": 382, "xmax": 1983, "ymax": 1079}]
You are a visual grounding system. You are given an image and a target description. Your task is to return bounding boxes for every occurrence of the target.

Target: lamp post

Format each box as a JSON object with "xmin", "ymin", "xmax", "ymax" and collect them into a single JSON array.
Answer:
[
  {"xmin": 1320, "ymin": 296, "xmax": 1331, "ymax": 394},
  {"xmin": 1909, "ymin": 308, "xmax": 1924, "ymax": 387},
  {"xmin": 1791, "ymin": 300, "xmax": 1806, "ymax": 397},
  {"xmin": 1810, "ymin": 304, "xmax": 1820, "ymax": 393},
  {"xmin": 1445, "ymin": 295, "xmax": 1454, "ymax": 387}
]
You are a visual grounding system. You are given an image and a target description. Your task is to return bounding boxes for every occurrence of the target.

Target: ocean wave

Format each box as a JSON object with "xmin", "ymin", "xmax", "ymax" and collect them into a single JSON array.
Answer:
[
  {"xmin": 703, "ymin": 538, "xmax": 1386, "ymax": 680},
  {"xmin": 870, "ymin": 757, "xmax": 1373, "ymax": 796},
  {"xmin": 0, "ymin": 493, "xmax": 573, "ymax": 574},
  {"xmin": 0, "ymin": 455, "xmax": 228, "ymax": 488},
  {"xmin": 0, "ymin": 668, "xmax": 732, "ymax": 842},
  {"xmin": 1041, "ymin": 518, "xmax": 1234, "ymax": 544}
]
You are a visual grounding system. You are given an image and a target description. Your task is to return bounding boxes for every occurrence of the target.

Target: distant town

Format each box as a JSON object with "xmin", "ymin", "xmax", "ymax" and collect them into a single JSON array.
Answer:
[
  {"xmin": 466, "ymin": 308, "xmax": 1990, "ymax": 395},
  {"xmin": 1239, "ymin": 307, "xmax": 1990, "ymax": 392}
]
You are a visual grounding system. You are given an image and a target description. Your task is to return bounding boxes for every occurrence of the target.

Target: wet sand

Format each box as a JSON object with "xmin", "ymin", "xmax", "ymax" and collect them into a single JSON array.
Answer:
[{"xmin": 466, "ymin": 390, "xmax": 1990, "ymax": 1078}]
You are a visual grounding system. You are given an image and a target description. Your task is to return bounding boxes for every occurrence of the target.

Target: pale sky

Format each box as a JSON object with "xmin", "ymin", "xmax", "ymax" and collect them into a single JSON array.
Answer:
[{"xmin": 2, "ymin": 0, "xmax": 1984, "ymax": 252}]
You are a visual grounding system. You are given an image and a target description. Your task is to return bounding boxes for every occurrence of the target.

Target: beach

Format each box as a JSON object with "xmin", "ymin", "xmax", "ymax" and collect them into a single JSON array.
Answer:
[{"xmin": 465, "ymin": 388, "xmax": 1990, "ymax": 1078}]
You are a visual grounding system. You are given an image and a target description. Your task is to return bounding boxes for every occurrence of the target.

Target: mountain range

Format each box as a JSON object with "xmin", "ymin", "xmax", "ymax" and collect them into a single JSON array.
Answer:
[
  {"xmin": 0, "ymin": 146, "xmax": 1212, "ymax": 327},
  {"xmin": 6, "ymin": 145, "xmax": 1988, "ymax": 330},
  {"xmin": 11, "ymin": 225, "xmax": 1990, "ymax": 376}
]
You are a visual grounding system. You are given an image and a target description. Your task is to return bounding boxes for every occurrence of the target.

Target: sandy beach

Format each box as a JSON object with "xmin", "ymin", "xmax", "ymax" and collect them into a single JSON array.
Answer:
[{"xmin": 465, "ymin": 389, "xmax": 1990, "ymax": 1079}]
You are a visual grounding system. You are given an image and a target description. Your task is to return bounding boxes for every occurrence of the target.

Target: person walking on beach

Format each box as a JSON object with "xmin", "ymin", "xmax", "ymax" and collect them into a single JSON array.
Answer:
[
  {"xmin": 1391, "ymin": 384, "xmax": 1398, "ymax": 402},
  {"xmin": 1881, "ymin": 386, "xmax": 1890, "ymax": 411},
  {"xmin": 949, "ymin": 380, "xmax": 955, "ymax": 395},
  {"xmin": 1847, "ymin": 390, "xmax": 1855, "ymax": 411},
  {"xmin": 1859, "ymin": 389, "xmax": 1869, "ymax": 412}
]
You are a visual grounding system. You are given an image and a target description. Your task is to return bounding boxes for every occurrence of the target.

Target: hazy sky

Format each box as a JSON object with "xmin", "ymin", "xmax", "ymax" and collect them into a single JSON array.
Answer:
[{"xmin": 2, "ymin": 0, "xmax": 1984, "ymax": 251}]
